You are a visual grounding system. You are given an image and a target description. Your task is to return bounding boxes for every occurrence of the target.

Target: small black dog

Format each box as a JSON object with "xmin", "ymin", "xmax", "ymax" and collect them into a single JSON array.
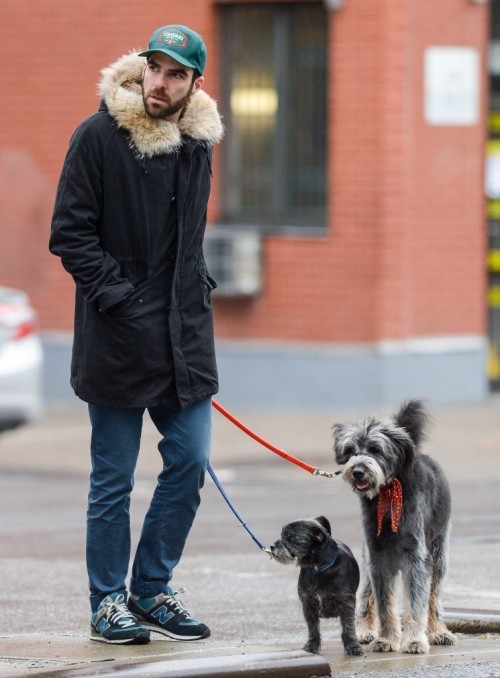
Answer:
[{"xmin": 270, "ymin": 516, "xmax": 363, "ymax": 656}]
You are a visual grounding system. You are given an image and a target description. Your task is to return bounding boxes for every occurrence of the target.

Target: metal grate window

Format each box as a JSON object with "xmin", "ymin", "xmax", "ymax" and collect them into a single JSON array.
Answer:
[{"xmin": 219, "ymin": 3, "xmax": 328, "ymax": 230}]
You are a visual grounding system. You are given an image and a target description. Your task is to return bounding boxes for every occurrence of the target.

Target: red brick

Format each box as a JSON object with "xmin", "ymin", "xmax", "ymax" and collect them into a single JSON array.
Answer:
[{"xmin": 0, "ymin": 0, "xmax": 489, "ymax": 343}]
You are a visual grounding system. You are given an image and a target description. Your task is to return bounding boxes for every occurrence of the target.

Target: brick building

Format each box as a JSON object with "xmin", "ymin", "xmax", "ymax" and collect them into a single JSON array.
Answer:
[{"xmin": 0, "ymin": 0, "xmax": 495, "ymax": 410}]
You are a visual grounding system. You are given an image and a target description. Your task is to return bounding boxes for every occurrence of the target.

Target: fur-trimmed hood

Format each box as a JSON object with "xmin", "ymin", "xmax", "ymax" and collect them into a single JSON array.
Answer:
[{"xmin": 98, "ymin": 52, "xmax": 223, "ymax": 158}]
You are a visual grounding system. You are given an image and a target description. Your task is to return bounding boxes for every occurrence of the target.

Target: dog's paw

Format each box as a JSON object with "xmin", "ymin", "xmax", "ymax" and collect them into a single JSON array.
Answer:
[
  {"xmin": 401, "ymin": 638, "xmax": 430, "ymax": 654},
  {"xmin": 429, "ymin": 631, "xmax": 456, "ymax": 646},
  {"xmin": 356, "ymin": 623, "xmax": 376, "ymax": 644},
  {"xmin": 345, "ymin": 642, "xmax": 364, "ymax": 656},
  {"xmin": 369, "ymin": 637, "xmax": 398, "ymax": 653},
  {"xmin": 303, "ymin": 641, "xmax": 320, "ymax": 654}
]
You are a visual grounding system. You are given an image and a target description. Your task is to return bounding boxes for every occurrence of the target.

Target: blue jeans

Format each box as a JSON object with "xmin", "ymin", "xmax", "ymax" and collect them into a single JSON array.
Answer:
[{"xmin": 86, "ymin": 398, "xmax": 212, "ymax": 612}]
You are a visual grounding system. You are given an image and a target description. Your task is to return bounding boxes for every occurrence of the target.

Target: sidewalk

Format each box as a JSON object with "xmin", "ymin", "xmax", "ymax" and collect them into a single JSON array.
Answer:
[
  {"xmin": 0, "ymin": 396, "xmax": 499, "ymax": 677},
  {"xmin": 2, "ymin": 629, "xmax": 500, "ymax": 678}
]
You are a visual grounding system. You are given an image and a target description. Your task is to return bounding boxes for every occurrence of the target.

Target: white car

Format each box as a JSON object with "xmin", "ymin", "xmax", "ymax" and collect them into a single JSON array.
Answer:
[{"xmin": 0, "ymin": 286, "xmax": 43, "ymax": 432}]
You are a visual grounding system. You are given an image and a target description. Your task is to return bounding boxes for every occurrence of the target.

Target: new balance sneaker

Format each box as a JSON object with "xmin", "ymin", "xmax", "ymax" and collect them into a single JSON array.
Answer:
[
  {"xmin": 90, "ymin": 592, "xmax": 150, "ymax": 644},
  {"xmin": 128, "ymin": 588, "xmax": 210, "ymax": 640}
]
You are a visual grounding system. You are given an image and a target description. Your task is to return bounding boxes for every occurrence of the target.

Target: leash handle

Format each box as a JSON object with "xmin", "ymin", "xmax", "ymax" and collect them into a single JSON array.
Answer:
[
  {"xmin": 212, "ymin": 399, "xmax": 317, "ymax": 475},
  {"xmin": 207, "ymin": 463, "xmax": 269, "ymax": 552}
]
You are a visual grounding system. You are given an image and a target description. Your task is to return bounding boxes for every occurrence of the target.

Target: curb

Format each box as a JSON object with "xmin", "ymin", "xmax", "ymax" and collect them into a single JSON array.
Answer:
[
  {"xmin": 444, "ymin": 608, "xmax": 500, "ymax": 635},
  {"xmin": 4, "ymin": 615, "xmax": 499, "ymax": 678},
  {"xmin": 27, "ymin": 650, "xmax": 332, "ymax": 678}
]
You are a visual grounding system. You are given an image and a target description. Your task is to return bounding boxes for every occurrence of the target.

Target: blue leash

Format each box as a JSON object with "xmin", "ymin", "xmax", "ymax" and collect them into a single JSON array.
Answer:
[{"xmin": 207, "ymin": 463, "xmax": 270, "ymax": 553}]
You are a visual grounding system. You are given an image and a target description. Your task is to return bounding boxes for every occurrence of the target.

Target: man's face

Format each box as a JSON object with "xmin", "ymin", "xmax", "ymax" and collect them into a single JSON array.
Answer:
[{"xmin": 142, "ymin": 52, "xmax": 204, "ymax": 121}]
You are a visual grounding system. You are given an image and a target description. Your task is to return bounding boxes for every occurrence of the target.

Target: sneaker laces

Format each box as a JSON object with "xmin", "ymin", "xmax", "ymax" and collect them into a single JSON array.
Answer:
[
  {"xmin": 162, "ymin": 588, "xmax": 192, "ymax": 620},
  {"xmin": 103, "ymin": 594, "xmax": 137, "ymax": 628}
]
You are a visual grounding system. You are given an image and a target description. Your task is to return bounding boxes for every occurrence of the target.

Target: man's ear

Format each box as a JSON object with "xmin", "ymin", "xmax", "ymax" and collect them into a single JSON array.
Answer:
[{"xmin": 193, "ymin": 75, "xmax": 204, "ymax": 93}]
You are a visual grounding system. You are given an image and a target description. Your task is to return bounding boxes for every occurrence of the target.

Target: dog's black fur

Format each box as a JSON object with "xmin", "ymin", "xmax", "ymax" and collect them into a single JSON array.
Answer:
[
  {"xmin": 333, "ymin": 399, "xmax": 456, "ymax": 654},
  {"xmin": 270, "ymin": 516, "xmax": 363, "ymax": 656}
]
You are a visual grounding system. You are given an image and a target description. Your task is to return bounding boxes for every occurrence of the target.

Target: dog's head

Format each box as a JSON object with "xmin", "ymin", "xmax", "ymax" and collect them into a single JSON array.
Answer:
[
  {"xmin": 332, "ymin": 400, "xmax": 428, "ymax": 499},
  {"xmin": 270, "ymin": 516, "xmax": 332, "ymax": 565}
]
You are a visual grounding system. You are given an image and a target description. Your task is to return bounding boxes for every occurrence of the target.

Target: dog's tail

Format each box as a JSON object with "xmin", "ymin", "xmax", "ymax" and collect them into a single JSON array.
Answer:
[{"xmin": 394, "ymin": 399, "xmax": 431, "ymax": 448}]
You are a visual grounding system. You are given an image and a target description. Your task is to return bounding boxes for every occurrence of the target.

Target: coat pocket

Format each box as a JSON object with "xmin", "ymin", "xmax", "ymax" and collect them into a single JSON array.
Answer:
[
  {"xmin": 81, "ymin": 283, "xmax": 172, "ymax": 398},
  {"xmin": 102, "ymin": 280, "xmax": 151, "ymax": 320},
  {"xmin": 199, "ymin": 271, "xmax": 217, "ymax": 311}
]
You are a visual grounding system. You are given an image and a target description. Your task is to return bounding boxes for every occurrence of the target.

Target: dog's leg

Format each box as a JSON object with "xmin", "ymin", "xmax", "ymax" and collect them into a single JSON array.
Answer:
[
  {"xmin": 356, "ymin": 544, "xmax": 378, "ymax": 644},
  {"xmin": 400, "ymin": 552, "xmax": 432, "ymax": 654},
  {"xmin": 301, "ymin": 598, "xmax": 321, "ymax": 654},
  {"xmin": 370, "ymin": 569, "xmax": 401, "ymax": 652},
  {"xmin": 427, "ymin": 531, "xmax": 456, "ymax": 646},
  {"xmin": 339, "ymin": 598, "xmax": 364, "ymax": 656},
  {"xmin": 357, "ymin": 581, "xmax": 379, "ymax": 644}
]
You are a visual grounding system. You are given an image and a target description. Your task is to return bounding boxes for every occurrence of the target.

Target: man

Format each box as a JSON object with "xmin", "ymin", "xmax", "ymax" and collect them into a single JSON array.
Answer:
[{"xmin": 49, "ymin": 25, "xmax": 223, "ymax": 645}]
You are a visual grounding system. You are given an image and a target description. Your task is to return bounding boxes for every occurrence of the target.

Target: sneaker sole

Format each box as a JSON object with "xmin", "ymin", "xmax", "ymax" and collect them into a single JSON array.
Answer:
[
  {"xmin": 141, "ymin": 622, "xmax": 211, "ymax": 641},
  {"xmin": 90, "ymin": 630, "xmax": 150, "ymax": 645}
]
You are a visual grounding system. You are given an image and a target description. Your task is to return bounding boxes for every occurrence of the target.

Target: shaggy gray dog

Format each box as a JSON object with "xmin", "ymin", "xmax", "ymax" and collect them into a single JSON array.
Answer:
[{"xmin": 333, "ymin": 399, "xmax": 456, "ymax": 654}]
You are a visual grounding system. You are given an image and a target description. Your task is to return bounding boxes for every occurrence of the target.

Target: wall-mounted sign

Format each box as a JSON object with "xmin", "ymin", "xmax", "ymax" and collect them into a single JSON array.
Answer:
[{"xmin": 424, "ymin": 46, "xmax": 480, "ymax": 126}]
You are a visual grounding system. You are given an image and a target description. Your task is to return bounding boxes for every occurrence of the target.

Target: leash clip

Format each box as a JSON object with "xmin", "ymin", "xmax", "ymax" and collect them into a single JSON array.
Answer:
[{"xmin": 313, "ymin": 468, "xmax": 342, "ymax": 478}]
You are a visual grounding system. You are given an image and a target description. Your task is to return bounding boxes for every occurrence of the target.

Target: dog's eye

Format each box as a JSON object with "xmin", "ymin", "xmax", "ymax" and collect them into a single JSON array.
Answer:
[
  {"xmin": 365, "ymin": 442, "xmax": 380, "ymax": 455},
  {"xmin": 343, "ymin": 443, "xmax": 355, "ymax": 456}
]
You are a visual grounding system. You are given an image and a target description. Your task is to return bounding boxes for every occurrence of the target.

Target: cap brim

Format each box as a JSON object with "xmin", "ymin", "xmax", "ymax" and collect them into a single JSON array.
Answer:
[{"xmin": 137, "ymin": 48, "xmax": 198, "ymax": 71}]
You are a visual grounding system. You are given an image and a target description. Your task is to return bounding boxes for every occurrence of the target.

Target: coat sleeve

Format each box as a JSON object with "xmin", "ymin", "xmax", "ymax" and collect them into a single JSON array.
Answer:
[{"xmin": 49, "ymin": 116, "xmax": 134, "ymax": 310}]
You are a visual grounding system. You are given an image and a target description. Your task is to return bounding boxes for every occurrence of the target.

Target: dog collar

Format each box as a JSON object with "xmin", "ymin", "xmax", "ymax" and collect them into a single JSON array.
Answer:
[
  {"xmin": 306, "ymin": 555, "xmax": 338, "ymax": 576},
  {"xmin": 377, "ymin": 478, "xmax": 403, "ymax": 536}
]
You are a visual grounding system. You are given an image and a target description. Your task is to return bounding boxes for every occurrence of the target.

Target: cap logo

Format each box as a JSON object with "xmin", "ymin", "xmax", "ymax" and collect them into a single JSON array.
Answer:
[{"xmin": 158, "ymin": 29, "xmax": 188, "ymax": 48}]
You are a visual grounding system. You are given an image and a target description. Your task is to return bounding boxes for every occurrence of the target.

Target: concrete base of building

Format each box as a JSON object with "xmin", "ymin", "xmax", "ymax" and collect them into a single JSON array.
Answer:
[
  {"xmin": 42, "ymin": 333, "xmax": 489, "ymax": 411},
  {"xmin": 215, "ymin": 336, "xmax": 489, "ymax": 411}
]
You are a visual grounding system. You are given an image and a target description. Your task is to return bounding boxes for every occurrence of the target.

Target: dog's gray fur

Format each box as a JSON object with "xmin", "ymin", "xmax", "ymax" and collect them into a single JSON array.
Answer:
[
  {"xmin": 333, "ymin": 399, "xmax": 456, "ymax": 654},
  {"xmin": 270, "ymin": 516, "xmax": 363, "ymax": 656}
]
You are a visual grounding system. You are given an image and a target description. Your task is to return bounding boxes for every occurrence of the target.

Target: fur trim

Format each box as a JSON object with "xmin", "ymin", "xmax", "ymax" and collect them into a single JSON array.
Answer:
[{"xmin": 97, "ymin": 52, "xmax": 223, "ymax": 158}]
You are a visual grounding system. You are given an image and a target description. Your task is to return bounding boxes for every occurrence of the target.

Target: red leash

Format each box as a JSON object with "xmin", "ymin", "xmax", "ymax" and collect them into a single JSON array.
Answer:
[{"xmin": 212, "ymin": 399, "xmax": 339, "ymax": 478}]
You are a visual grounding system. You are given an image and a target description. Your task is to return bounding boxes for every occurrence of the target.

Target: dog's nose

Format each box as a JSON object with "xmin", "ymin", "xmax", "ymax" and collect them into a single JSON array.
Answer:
[{"xmin": 352, "ymin": 468, "xmax": 365, "ymax": 479}]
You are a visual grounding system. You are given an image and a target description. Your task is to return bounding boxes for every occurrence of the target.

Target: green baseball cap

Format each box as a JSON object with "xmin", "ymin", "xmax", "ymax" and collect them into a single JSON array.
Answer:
[{"xmin": 138, "ymin": 25, "xmax": 207, "ymax": 74}]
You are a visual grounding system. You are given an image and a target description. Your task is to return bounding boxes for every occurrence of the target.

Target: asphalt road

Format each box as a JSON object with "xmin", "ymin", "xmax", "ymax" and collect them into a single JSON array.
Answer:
[{"xmin": 0, "ymin": 399, "xmax": 499, "ymax": 676}]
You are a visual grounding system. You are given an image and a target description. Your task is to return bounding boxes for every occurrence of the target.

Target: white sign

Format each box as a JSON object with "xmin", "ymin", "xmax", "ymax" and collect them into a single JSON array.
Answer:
[{"xmin": 424, "ymin": 46, "xmax": 480, "ymax": 126}]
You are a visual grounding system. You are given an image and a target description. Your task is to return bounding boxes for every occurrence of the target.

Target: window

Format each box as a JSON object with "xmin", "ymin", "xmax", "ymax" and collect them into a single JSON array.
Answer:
[{"xmin": 219, "ymin": 3, "xmax": 328, "ymax": 231}]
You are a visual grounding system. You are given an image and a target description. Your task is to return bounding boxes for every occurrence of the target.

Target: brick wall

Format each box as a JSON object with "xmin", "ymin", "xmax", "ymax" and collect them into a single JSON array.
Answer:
[
  {"xmin": 0, "ymin": 0, "xmax": 489, "ymax": 345},
  {"xmin": 213, "ymin": 0, "xmax": 489, "ymax": 343}
]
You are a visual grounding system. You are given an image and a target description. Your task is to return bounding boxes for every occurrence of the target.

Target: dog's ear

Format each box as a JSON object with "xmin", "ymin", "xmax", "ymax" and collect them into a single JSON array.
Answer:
[
  {"xmin": 398, "ymin": 434, "xmax": 416, "ymax": 475},
  {"xmin": 383, "ymin": 426, "xmax": 416, "ymax": 475},
  {"xmin": 332, "ymin": 423, "xmax": 351, "ymax": 464},
  {"xmin": 314, "ymin": 516, "xmax": 331, "ymax": 535}
]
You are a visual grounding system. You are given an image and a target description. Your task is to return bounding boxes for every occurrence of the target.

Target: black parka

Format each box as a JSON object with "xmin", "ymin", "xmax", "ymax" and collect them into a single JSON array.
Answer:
[{"xmin": 49, "ymin": 52, "xmax": 224, "ymax": 408}]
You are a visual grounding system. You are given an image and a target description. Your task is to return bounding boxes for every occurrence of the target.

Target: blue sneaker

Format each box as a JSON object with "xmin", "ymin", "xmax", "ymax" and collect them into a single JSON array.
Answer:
[
  {"xmin": 128, "ymin": 588, "xmax": 210, "ymax": 640},
  {"xmin": 90, "ymin": 593, "xmax": 150, "ymax": 644}
]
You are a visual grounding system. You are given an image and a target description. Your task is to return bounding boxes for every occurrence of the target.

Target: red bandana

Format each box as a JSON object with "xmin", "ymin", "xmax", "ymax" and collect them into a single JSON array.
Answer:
[{"xmin": 377, "ymin": 478, "xmax": 403, "ymax": 537}]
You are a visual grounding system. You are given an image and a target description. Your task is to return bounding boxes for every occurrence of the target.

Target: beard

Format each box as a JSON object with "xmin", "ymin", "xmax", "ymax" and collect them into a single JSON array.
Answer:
[{"xmin": 142, "ymin": 84, "xmax": 194, "ymax": 120}]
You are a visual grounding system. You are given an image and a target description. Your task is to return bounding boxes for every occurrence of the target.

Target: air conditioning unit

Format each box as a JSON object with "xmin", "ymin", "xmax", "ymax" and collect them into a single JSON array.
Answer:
[{"xmin": 203, "ymin": 229, "xmax": 263, "ymax": 297}]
